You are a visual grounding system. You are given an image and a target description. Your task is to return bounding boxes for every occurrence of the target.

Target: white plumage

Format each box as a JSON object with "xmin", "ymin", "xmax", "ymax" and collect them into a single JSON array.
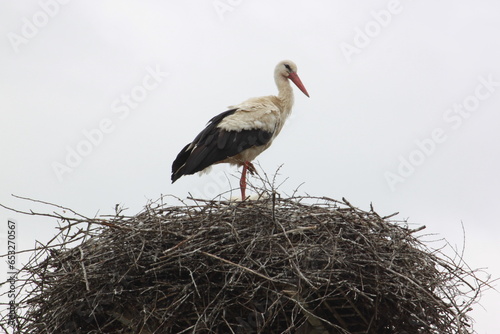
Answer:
[{"xmin": 171, "ymin": 60, "xmax": 309, "ymax": 199}]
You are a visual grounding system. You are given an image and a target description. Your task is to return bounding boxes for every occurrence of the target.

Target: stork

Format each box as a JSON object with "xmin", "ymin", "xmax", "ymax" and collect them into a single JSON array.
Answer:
[{"xmin": 171, "ymin": 60, "xmax": 309, "ymax": 199}]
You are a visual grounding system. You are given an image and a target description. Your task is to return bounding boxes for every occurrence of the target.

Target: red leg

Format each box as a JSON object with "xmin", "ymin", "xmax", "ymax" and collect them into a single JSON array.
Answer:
[{"xmin": 240, "ymin": 161, "xmax": 248, "ymax": 200}]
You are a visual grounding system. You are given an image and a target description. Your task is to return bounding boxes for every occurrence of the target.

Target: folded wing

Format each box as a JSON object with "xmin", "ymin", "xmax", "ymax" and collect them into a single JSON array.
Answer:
[{"xmin": 171, "ymin": 107, "xmax": 277, "ymax": 183}]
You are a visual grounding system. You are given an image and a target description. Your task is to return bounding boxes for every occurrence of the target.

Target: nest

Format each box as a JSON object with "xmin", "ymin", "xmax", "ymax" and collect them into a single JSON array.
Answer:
[{"xmin": 0, "ymin": 190, "xmax": 489, "ymax": 333}]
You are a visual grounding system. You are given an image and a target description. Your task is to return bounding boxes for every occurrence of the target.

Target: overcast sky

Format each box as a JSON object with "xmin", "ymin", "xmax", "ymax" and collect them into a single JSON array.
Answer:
[{"xmin": 1, "ymin": 1, "xmax": 499, "ymax": 332}]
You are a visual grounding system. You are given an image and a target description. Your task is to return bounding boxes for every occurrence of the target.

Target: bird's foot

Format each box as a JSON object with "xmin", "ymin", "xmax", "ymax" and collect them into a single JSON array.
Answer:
[{"xmin": 246, "ymin": 162, "xmax": 258, "ymax": 175}]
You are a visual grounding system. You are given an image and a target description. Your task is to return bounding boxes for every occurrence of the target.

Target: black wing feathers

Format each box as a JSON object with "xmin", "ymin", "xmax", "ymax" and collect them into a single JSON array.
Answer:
[
  {"xmin": 171, "ymin": 143, "xmax": 192, "ymax": 175},
  {"xmin": 171, "ymin": 109, "xmax": 273, "ymax": 183}
]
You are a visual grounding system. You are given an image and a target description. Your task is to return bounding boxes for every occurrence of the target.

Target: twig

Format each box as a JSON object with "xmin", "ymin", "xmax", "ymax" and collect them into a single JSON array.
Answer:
[{"xmin": 79, "ymin": 247, "xmax": 90, "ymax": 291}]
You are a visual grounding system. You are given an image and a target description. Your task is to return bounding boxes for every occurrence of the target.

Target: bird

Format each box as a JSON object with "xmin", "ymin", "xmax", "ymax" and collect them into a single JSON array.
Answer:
[{"xmin": 171, "ymin": 60, "xmax": 309, "ymax": 200}]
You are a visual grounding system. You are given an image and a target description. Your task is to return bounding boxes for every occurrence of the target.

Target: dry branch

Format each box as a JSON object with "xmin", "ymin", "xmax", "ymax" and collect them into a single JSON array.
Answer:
[{"xmin": 0, "ymin": 188, "xmax": 492, "ymax": 334}]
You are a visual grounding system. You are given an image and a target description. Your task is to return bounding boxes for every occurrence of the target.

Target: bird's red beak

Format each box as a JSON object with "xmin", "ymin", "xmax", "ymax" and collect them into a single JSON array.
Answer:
[{"xmin": 288, "ymin": 72, "xmax": 310, "ymax": 97}]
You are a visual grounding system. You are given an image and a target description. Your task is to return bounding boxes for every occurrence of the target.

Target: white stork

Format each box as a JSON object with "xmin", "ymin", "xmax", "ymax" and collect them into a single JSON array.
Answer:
[{"xmin": 171, "ymin": 60, "xmax": 309, "ymax": 199}]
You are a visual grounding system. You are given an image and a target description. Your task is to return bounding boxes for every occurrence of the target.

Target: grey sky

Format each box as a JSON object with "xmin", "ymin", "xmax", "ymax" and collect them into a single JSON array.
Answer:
[{"xmin": 1, "ymin": 1, "xmax": 499, "ymax": 332}]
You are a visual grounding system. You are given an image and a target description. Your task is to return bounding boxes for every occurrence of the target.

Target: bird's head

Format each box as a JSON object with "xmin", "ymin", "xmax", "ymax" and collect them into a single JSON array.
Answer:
[{"xmin": 275, "ymin": 60, "xmax": 310, "ymax": 97}]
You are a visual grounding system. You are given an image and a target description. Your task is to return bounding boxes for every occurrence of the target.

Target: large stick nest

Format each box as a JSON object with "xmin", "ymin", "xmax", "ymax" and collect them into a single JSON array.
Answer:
[{"xmin": 0, "ymin": 190, "xmax": 489, "ymax": 333}]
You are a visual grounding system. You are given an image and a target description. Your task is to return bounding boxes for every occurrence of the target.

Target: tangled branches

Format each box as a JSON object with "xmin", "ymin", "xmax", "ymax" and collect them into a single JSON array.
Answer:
[{"xmin": 0, "ymin": 192, "xmax": 490, "ymax": 333}]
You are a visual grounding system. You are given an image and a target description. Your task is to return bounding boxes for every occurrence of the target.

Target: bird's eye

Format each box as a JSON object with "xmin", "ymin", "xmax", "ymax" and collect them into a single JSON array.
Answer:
[{"xmin": 284, "ymin": 64, "xmax": 292, "ymax": 72}]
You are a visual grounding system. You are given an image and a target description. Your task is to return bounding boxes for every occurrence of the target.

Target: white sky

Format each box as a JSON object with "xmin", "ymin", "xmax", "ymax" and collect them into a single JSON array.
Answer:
[{"xmin": 1, "ymin": 1, "xmax": 499, "ymax": 332}]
